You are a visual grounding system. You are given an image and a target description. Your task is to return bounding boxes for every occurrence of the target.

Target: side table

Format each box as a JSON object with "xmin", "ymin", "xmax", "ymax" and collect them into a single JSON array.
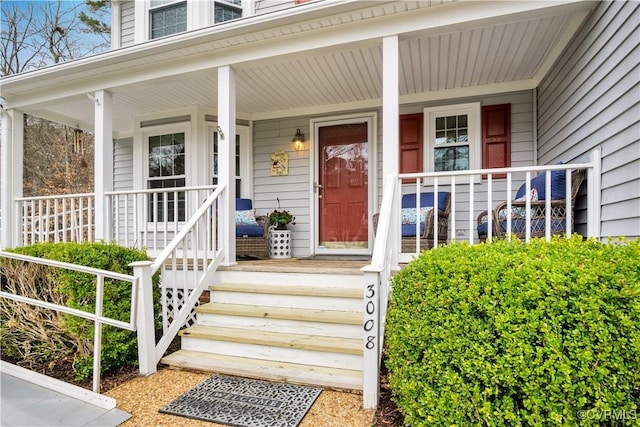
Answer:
[{"xmin": 268, "ymin": 228, "xmax": 291, "ymax": 259}]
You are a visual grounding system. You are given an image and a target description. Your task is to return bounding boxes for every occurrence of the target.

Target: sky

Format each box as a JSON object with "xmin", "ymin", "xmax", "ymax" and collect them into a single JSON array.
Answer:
[{"xmin": 2, "ymin": 0, "xmax": 111, "ymax": 73}]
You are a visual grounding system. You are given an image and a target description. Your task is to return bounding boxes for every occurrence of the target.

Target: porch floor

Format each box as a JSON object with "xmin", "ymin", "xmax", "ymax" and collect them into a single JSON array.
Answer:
[{"xmin": 226, "ymin": 257, "xmax": 369, "ymax": 273}]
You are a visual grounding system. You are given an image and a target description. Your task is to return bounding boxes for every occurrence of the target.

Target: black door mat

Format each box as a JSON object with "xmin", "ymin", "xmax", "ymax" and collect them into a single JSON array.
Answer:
[{"xmin": 159, "ymin": 374, "xmax": 321, "ymax": 427}]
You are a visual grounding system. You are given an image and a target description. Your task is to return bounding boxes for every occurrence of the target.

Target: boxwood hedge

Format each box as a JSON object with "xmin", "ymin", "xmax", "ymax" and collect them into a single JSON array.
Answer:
[
  {"xmin": 2, "ymin": 242, "xmax": 161, "ymax": 380},
  {"xmin": 386, "ymin": 236, "xmax": 640, "ymax": 426}
]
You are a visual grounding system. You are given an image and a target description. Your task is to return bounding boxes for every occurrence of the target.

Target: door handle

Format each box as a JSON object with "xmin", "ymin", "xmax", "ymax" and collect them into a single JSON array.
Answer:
[{"xmin": 314, "ymin": 182, "xmax": 324, "ymax": 198}]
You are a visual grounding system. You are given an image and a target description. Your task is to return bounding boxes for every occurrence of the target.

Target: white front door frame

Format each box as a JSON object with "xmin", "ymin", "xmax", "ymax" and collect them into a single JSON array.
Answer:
[{"xmin": 309, "ymin": 112, "xmax": 378, "ymax": 256}]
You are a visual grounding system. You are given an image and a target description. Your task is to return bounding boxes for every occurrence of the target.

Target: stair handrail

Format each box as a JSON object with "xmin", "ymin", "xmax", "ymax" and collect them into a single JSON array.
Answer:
[
  {"xmin": 361, "ymin": 174, "xmax": 398, "ymax": 409},
  {"xmin": 148, "ymin": 184, "xmax": 227, "ymax": 363}
]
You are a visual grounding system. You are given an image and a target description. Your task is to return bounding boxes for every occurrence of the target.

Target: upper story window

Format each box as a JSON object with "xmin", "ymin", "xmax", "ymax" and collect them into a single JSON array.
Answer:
[
  {"xmin": 214, "ymin": 0, "xmax": 242, "ymax": 24},
  {"xmin": 150, "ymin": 0, "xmax": 187, "ymax": 39}
]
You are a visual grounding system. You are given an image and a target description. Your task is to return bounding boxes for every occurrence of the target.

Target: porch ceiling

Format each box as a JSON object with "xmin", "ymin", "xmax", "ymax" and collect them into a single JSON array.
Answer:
[{"xmin": 2, "ymin": 0, "xmax": 594, "ymax": 136}]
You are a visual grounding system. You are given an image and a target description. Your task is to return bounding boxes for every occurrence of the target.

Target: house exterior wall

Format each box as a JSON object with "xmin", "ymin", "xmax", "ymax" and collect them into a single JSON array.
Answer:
[
  {"xmin": 251, "ymin": 91, "xmax": 535, "ymax": 254},
  {"xmin": 114, "ymin": 137, "xmax": 134, "ymax": 191},
  {"xmin": 537, "ymin": 0, "xmax": 640, "ymax": 239},
  {"xmin": 120, "ymin": 1, "xmax": 136, "ymax": 48},
  {"xmin": 395, "ymin": 90, "xmax": 535, "ymax": 242},
  {"xmin": 117, "ymin": 0, "xmax": 299, "ymax": 47}
]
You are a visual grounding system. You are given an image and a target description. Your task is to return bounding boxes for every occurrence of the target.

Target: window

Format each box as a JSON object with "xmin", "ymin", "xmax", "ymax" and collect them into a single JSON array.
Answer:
[
  {"xmin": 214, "ymin": 0, "xmax": 242, "ymax": 24},
  {"xmin": 147, "ymin": 132, "xmax": 186, "ymax": 221},
  {"xmin": 424, "ymin": 103, "xmax": 481, "ymax": 172},
  {"xmin": 212, "ymin": 131, "xmax": 242, "ymax": 197},
  {"xmin": 150, "ymin": 0, "xmax": 187, "ymax": 39}
]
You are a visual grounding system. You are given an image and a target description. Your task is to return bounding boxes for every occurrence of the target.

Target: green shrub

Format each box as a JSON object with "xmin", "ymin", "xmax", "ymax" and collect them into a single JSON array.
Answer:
[
  {"xmin": 386, "ymin": 236, "xmax": 640, "ymax": 426},
  {"xmin": 2, "ymin": 242, "xmax": 161, "ymax": 380}
]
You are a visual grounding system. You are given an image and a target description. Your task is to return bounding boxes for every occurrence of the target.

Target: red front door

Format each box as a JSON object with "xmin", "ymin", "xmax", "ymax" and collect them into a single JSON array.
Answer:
[{"xmin": 318, "ymin": 123, "xmax": 368, "ymax": 250}]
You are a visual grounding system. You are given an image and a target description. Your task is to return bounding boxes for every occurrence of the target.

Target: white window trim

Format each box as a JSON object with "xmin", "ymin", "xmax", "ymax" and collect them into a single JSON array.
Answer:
[
  {"xmin": 423, "ymin": 102, "xmax": 481, "ymax": 174},
  {"xmin": 137, "ymin": 0, "xmax": 192, "ymax": 43},
  {"xmin": 142, "ymin": 123, "xmax": 191, "ymax": 225},
  {"xmin": 208, "ymin": 124, "xmax": 252, "ymax": 199}
]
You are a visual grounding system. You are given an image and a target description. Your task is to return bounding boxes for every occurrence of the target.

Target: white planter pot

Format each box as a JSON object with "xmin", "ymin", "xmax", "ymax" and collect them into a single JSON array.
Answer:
[{"xmin": 268, "ymin": 229, "xmax": 291, "ymax": 259}]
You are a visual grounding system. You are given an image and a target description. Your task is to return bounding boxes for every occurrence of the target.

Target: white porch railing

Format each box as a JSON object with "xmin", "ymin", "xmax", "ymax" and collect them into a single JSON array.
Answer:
[
  {"xmin": 0, "ymin": 250, "xmax": 149, "ymax": 395},
  {"xmin": 9, "ymin": 185, "xmax": 227, "ymax": 376},
  {"xmin": 106, "ymin": 185, "xmax": 216, "ymax": 253},
  {"xmin": 361, "ymin": 148, "xmax": 601, "ymax": 409},
  {"xmin": 16, "ymin": 193, "xmax": 95, "ymax": 246}
]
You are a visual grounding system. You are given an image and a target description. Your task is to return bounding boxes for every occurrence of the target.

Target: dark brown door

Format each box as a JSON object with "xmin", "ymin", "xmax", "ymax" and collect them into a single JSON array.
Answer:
[{"xmin": 318, "ymin": 123, "xmax": 368, "ymax": 250}]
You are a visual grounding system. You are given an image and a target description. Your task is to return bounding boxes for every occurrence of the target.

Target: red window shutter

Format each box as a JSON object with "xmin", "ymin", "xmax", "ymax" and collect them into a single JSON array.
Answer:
[
  {"xmin": 294, "ymin": 0, "xmax": 310, "ymax": 4},
  {"xmin": 482, "ymin": 104, "xmax": 511, "ymax": 178},
  {"xmin": 399, "ymin": 113, "xmax": 423, "ymax": 182}
]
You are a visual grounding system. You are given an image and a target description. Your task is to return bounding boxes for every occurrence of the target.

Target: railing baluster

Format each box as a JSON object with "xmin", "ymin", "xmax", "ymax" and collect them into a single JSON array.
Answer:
[
  {"xmin": 506, "ymin": 172, "xmax": 512, "ymax": 241},
  {"xmin": 450, "ymin": 176, "xmax": 456, "ymax": 243},
  {"xmin": 468, "ymin": 175, "xmax": 474, "ymax": 245},
  {"xmin": 525, "ymin": 171, "xmax": 531, "ymax": 242},
  {"xmin": 433, "ymin": 178, "xmax": 439, "ymax": 246},
  {"xmin": 545, "ymin": 170, "xmax": 552, "ymax": 241},
  {"xmin": 566, "ymin": 169, "xmax": 572, "ymax": 238},
  {"xmin": 487, "ymin": 174, "xmax": 492, "ymax": 242},
  {"xmin": 54, "ymin": 199, "xmax": 60, "ymax": 243}
]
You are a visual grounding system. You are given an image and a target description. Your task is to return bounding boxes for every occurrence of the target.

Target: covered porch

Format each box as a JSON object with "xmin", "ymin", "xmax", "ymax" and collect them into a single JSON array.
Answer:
[{"xmin": 0, "ymin": 0, "xmax": 606, "ymax": 410}]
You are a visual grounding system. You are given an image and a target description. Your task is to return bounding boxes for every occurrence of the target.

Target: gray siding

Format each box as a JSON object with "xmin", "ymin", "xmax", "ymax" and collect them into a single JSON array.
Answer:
[
  {"xmin": 120, "ymin": 1, "xmax": 136, "ymax": 48},
  {"xmin": 253, "ymin": 119, "xmax": 311, "ymax": 257},
  {"xmin": 396, "ymin": 91, "xmax": 536, "ymax": 242},
  {"xmin": 253, "ymin": 91, "xmax": 536, "ymax": 253},
  {"xmin": 255, "ymin": 0, "xmax": 297, "ymax": 15},
  {"xmin": 114, "ymin": 137, "xmax": 134, "ymax": 191},
  {"xmin": 537, "ymin": 1, "xmax": 640, "ymax": 239}
]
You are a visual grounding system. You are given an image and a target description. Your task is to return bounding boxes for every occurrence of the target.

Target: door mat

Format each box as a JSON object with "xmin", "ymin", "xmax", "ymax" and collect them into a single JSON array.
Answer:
[
  {"xmin": 302, "ymin": 254, "xmax": 371, "ymax": 261},
  {"xmin": 159, "ymin": 374, "xmax": 321, "ymax": 427}
]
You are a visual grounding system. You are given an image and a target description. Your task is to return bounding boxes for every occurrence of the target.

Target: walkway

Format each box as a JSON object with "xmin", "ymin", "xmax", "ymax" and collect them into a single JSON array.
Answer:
[{"xmin": 0, "ymin": 363, "xmax": 130, "ymax": 427}]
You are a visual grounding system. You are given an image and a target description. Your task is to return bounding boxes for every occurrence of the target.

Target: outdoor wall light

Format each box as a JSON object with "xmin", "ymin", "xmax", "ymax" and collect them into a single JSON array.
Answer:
[{"xmin": 292, "ymin": 129, "xmax": 305, "ymax": 151}]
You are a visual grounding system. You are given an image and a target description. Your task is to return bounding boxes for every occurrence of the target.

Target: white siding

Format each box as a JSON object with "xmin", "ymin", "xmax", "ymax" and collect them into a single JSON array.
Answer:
[
  {"xmin": 120, "ymin": 1, "xmax": 136, "ymax": 48},
  {"xmin": 537, "ymin": 1, "xmax": 640, "ymax": 239}
]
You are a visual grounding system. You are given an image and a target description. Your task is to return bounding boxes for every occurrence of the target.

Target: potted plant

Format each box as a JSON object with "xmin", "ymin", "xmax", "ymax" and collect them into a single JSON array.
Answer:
[{"xmin": 269, "ymin": 209, "xmax": 296, "ymax": 230}]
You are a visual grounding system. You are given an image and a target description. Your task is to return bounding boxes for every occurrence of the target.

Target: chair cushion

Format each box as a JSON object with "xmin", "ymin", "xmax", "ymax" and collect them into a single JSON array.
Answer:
[
  {"xmin": 402, "ymin": 192, "xmax": 448, "ymax": 211},
  {"xmin": 401, "ymin": 223, "xmax": 426, "ymax": 237},
  {"xmin": 515, "ymin": 169, "xmax": 567, "ymax": 201},
  {"xmin": 401, "ymin": 207, "xmax": 432, "ymax": 225},
  {"xmin": 236, "ymin": 209, "xmax": 258, "ymax": 226},
  {"xmin": 236, "ymin": 224, "xmax": 264, "ymax": 237},
  {"xmin": 236, "ymin": 198, "xmax": 253, "ymax": 210}
]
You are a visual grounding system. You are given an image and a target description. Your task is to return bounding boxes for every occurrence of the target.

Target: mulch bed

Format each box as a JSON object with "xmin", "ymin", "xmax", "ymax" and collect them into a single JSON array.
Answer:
[{"xmin": 2, "ymin": 344, "xmax": 404, "ymax": 426}]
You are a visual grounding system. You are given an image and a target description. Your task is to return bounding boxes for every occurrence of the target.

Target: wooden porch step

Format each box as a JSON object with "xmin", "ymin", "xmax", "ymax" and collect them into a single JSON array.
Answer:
[
  {"xmin": 160, "ymin": 349, "xmax": 363, "ymax": 391},
  {"xmin": 196, "ymin": 303, "xmax": 362, "ymax": 325},
  {"xmin": 209, "ymin": 282, "xmax": 362, "ymax": 299},
  {"xmin": 179, "ymin": 325, "xmax": 363, "ymax": 355}
]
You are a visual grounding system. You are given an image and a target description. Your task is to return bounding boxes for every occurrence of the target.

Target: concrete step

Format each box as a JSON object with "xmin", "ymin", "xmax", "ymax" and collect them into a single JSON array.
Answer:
[{"xmin": 160, "ymin": 349, "xmax": 363, "ymax": 391}]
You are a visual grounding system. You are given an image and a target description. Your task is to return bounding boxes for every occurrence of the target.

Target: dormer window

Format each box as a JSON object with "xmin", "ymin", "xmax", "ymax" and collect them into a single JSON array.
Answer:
[
  {"xmin": 150, "ymin": 0, "xmax": 187, "ymax": 39},
  {"xmin": 214, "ymin": 0, "xmax": 242, "ymax": 23}
]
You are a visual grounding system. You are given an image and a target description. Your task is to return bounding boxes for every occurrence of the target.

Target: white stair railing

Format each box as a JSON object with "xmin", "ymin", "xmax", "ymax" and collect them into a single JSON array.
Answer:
[{"xmin": 144, "ymin": 185, "xmax": 226, "ymax": 363}]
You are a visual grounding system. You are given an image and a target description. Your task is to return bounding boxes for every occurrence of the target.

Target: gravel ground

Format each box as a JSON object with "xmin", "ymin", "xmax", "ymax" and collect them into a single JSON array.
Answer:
[{"xmin": 105, "ymin": 367, "xmax": 376, "ymax": 427}]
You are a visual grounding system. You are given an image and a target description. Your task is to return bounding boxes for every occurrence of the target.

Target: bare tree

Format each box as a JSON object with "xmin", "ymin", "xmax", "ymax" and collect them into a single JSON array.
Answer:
[{"xmin": 1, "ymin": 0, "xmax": 109, "ymax": 196}]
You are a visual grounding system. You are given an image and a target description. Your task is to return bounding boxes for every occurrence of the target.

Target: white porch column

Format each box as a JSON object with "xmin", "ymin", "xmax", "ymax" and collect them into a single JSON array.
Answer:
[
  {"xmin": 587, "ymin": 147, "xmax": 602, "ymax": 239},
  {"xmin": 0, "ymin": 109, "xmax": 24, "ymax": 249},
  {"xmin": 94, "ymin": 90, "xmax": 114, "ymax": 242},
  {"xmin": 382, "ymin": 35, "xmax": 400, "ymax": 265},
  {"xmin": 218, "ymin": 66, "xmax": 237, "ymax": 265}
]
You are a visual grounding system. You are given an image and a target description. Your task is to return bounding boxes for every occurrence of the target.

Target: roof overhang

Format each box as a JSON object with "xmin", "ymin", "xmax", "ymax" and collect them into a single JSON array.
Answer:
[{"xmin": 1, "ymin": 0, "xmax": 595, "ymax": 136}]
